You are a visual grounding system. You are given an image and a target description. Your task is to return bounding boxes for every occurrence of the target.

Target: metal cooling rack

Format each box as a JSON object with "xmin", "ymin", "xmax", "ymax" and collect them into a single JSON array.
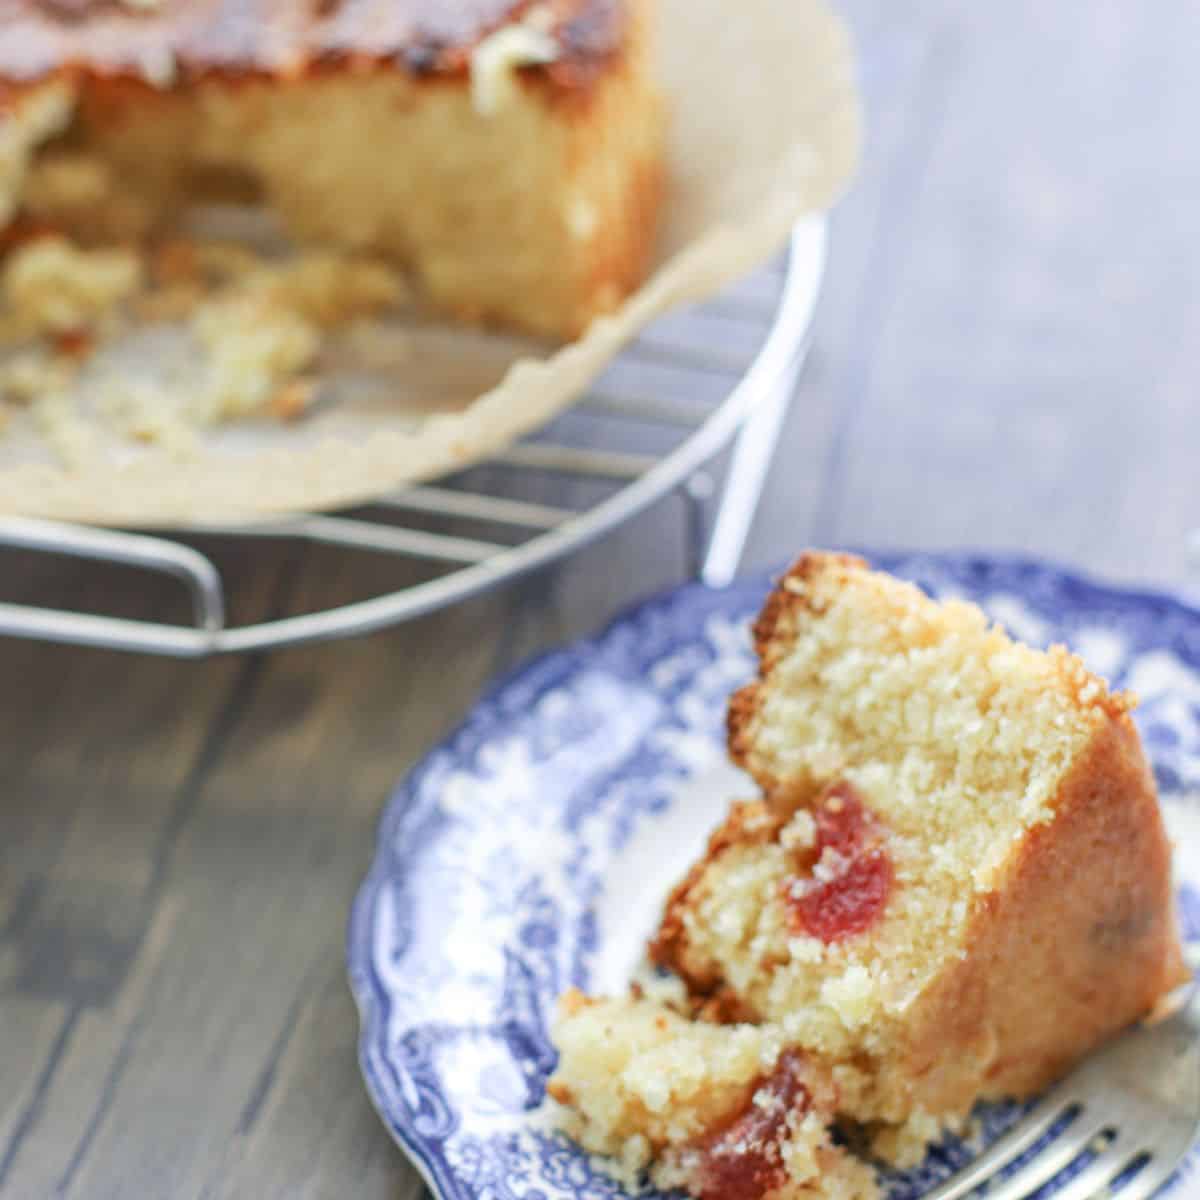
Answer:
[{"xmin": 0, "ymin": 218, "xmax": 825, "ymax": 657}]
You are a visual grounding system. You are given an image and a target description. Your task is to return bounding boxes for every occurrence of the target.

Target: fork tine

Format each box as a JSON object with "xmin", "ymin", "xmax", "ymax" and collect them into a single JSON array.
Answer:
[
  {"xmin": 981, "ymin": 1110, "xmax": 1115, "ymax": 1200},
  {"xmin": 919, "ymin": 1095, "xmax": 1080, "ymax": 1200},
  {"xmin": 1033, "ymin": 1131, "xmax": 1141, "ymax": 1200},
  {"xmin": 1114, "ymin": 1155, "xmax": 1188, "ymax": 1200}
]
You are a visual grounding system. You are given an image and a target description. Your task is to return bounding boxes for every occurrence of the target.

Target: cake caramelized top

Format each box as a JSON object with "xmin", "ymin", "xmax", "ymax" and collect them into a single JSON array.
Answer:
[
  {"xmin": 0, "ymin": 0, "xmax": 626, "ymax": 89},
  {"xmin": 729, "ymin": 551, "xmax": 1134, "ymax": 808}
]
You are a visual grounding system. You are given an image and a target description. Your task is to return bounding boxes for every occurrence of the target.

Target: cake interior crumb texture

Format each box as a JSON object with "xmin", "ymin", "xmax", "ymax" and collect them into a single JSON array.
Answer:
[
  {"xmin": 0, "ymin": 0, "xmax": 663, "ymax": 339},
  {"xmin": 680, "ymin": 557, "xmax": 1130, "ymax": 1090},
  {"xmin": 548, "ymin": 990, "xmax": 878, "ymax": 1199},
  {"xmin": 549, "ymin": 552, "xmax": 1187, "ymax": 1200},
  {"xmin": 0, "ymin": 0, "xmax": 664, "ymax": 458}
]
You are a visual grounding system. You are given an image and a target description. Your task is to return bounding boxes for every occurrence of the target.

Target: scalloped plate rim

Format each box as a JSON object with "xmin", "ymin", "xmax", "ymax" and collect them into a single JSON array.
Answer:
[{"xmin": 347, "ymin": 550, "xmax": 1200, "ymax": 1200}]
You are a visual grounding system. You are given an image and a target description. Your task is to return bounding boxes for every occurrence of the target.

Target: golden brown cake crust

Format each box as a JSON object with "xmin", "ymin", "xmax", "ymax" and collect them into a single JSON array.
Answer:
[
  {"xmin": 727, "ymin": 552, "xmax": 867, "ymax": 790},
  {"xmin": 728, "ymin": 552, "xmax": 1136, "ymax": 798},
  {"xmin": 906, "ymin": 711, "xmax": 1190, "ymax": 1109},
  {"xmin": 650, "ymin": 798, "xmax": 782, "ymax": 1015},
  {"xmin": 0, "ymin": 0, "xmax": 625, "ymax": 89}
]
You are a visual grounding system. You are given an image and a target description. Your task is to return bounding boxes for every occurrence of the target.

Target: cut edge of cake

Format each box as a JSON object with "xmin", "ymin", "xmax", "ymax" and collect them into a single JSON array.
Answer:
[
  {"xmin": 547, "ymin": 551, "xmax": 1188, "ymax": 1198},
  {"xmin": 547, "ymin": 989, "xmax": 880, "ymax": 1199},
  {"xmin": 0, "ymin": 0, "xmax": 664, "ymax": 339}
]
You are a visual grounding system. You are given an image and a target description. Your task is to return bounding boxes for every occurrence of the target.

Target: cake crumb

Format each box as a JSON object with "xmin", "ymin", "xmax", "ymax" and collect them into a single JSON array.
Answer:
[
  {"xmin": 270, "ymin": 377, "xmax": 318, "ymax": 422},
  {"xmin": 780, "ymin": 809, "xmax": 817, "ymax": 852},
  {"xmin": 237, "ymin": 250, "xmax": 407, "ymax": 328},
  {"xmin": 0, "ymin": 349, "xmax": 78, "ymax": 404},
  {"xmin": 3, "ymin": 237, "xmax": 141, "ymax": 336},
  {"xmin": 190, "ymin": 294, "xmax": 320, "ymax": 423},
  {"xmin": 31, "ymin": 391, "xmax": 97, "ymax": 470}
]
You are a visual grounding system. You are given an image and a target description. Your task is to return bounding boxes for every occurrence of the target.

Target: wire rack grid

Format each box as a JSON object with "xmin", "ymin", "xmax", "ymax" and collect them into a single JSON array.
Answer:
[{"xmin": 0, "ymin": 218, "xmax": 826, "ymax": 657}]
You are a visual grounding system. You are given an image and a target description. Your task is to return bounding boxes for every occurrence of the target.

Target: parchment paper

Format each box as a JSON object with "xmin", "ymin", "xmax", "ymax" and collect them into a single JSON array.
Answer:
[{"xmin": 0, "ymin": 0, "xmax": 860, "ymax": 524}]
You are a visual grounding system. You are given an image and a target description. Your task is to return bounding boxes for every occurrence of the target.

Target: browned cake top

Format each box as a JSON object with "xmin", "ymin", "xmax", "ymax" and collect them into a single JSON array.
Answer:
[{"xmin": 0, "ymin": 0, "xmax": 625, "ymax": 88}]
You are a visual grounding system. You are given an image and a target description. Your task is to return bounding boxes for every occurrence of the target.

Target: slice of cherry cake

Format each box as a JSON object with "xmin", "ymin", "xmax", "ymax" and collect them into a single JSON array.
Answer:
[
  {"xmin": 547, "ymin": 553, "xmax": 1187, "ymax": 1197},
  {"xmin": 548, "ymin": 991, "xmax": 877, "ymax": 1199}
]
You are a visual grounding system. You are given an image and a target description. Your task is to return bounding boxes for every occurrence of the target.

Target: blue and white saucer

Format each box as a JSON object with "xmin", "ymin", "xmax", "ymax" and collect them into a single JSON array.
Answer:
[{"xmin": 347, "ymin": 553, "xmax": 1200, "ymax": 1199}]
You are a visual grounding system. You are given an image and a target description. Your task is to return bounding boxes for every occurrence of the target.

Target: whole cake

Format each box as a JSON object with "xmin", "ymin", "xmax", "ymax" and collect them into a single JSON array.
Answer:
[
  {"xmin": 0, "ymin": 0, "xmax": 663, "ymax": 338},
  {"xmin": 548, "ymin": 552, "xmax": 1187, "ymax": 1198}
]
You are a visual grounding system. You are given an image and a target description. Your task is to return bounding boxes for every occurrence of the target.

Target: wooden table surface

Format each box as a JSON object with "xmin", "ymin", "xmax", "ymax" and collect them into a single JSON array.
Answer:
[{"xmin": 3, "ymin": 2, "xmax": 1198, "ymax": 1196}]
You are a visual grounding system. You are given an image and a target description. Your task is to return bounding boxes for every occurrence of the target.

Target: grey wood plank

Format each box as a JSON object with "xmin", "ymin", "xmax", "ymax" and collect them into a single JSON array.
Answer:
[
  {"xmin": 817, "ymin": 0, "xmax": 1200, "ymax": 589},
  {"xmin": 0, "ymin": 1000, "xmax": 73, "ymax": 1182},
  {"xmin": 521, "ymin": 505, "xmax": 691, "ymax": 649},
  {"xmin": 0, "ymin": 548, "xmax": 298, "ymax": 1197},
  {"xmin": 22, "ymin": 563, "xmax": 519, "ymax": 1199},
  {"xmin": 747, "ymin": 3, "xmax": 962, "ymax": 572},
  {"xmin": 206, "ymin": 966, "xmax": 424, "ymax": 1200},
  {"xmin": 3, "ymin": 894, "xmax": 183, "ymax": 1197}
]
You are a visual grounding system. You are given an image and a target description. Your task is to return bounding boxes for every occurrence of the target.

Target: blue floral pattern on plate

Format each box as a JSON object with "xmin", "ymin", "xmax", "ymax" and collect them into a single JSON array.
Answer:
[{"xmin": 348, "ymin": 553, "xmax": 1200, "ymax": 1199}]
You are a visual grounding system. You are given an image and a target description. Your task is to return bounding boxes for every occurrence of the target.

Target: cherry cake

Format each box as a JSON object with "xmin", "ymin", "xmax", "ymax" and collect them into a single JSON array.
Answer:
[{"xmin": 548, "ymin": 552, "xmax": 1187, "ymax": 1199}]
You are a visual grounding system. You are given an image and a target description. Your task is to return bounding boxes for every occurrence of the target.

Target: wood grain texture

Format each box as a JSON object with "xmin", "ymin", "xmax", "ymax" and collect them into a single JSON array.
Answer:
[
  {"xmin": 2, "ymin": 1, "xmax": 1199, "ymax": 1196},
  {"xmin": 791, "ymin": 0, "xmax": 1200, "ymax": 589}
]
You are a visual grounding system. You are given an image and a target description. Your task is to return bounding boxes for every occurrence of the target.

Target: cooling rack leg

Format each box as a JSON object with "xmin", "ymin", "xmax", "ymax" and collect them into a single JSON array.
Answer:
[
  {"xmin": 700, "ymin": 223, "xmax": 825, "ymax": 588},
  {"xmin": 1185, "ymin": 531, "xmax": 1200, "ymax": 605},
  {"xmin": 0, "ymin": 518, "xmax": 227, "ymax": 637},
  {"xmin": 681, "ymin": 473, "xmax": 716, "ymax": 579},
  {"xmin": 699, "ymin": 357, "xmax": 803, "ymax": 587}
]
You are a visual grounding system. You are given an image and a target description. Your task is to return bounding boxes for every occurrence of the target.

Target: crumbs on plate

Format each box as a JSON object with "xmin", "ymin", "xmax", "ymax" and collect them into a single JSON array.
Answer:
[{"xmin": 0, "ymin": 196, "xmax": 411, "ymax": 468}]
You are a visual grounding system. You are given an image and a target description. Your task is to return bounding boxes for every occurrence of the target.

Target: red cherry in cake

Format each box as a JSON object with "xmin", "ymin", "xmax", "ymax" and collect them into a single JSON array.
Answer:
[
  {"xmin": 782, "ymin": 781, "xmax": 894, "ymax": 944},
  {"xmin": 690, "ymin": 1050, "xmax": 814, "ymax": 1200}
]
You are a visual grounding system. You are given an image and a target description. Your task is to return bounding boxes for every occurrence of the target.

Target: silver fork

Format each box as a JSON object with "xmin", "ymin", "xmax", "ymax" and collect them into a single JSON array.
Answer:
[{"xmin": 924, "ymin": 988, "xmax": 1200, "ymax": 1200}]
